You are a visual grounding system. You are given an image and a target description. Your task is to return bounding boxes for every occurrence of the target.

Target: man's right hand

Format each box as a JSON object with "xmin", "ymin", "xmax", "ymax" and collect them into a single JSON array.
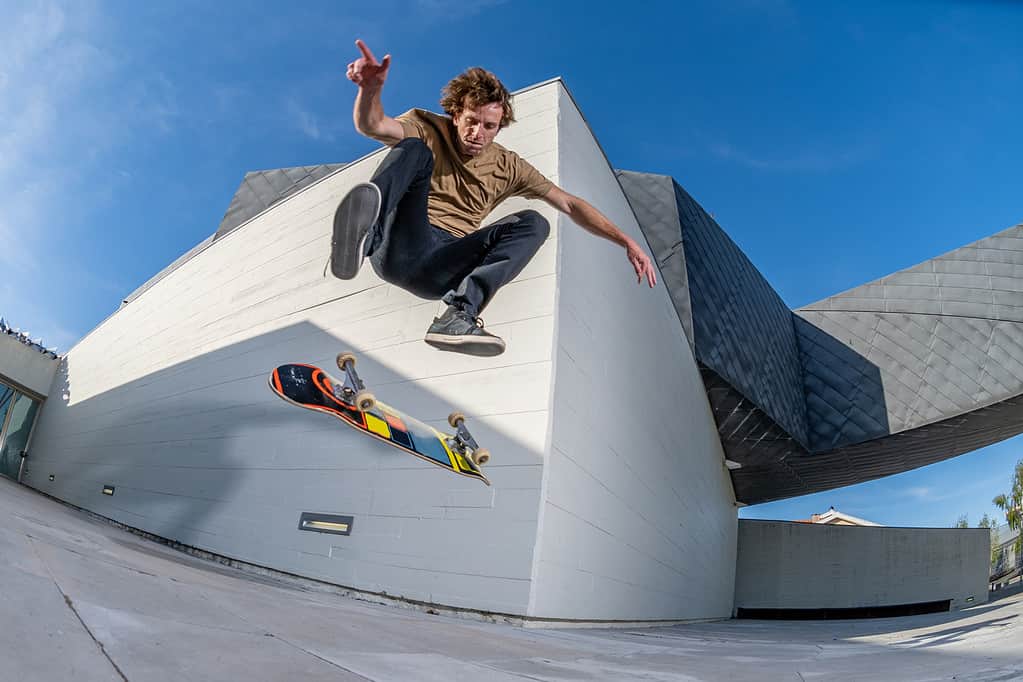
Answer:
[{"xmin": 346, "ymin": 39, "xmax": 391, "ymax": 91}]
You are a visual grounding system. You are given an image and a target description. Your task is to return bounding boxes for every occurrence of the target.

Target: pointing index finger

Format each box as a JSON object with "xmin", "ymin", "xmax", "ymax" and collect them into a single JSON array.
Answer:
[{"xmin": 355, "ymin": 39, "xmax": 378, "ymax": 65}]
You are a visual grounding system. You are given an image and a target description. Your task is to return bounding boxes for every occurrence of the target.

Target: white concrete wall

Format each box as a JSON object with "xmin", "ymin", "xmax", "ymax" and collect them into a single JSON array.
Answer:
[
  {"xmin": 526, "ymin": 84, "xmax": 738, "ymax": 622},
  {"xmin": 735, "ymin": 520, "xmax": 991, "ymax": 611},
  {"xmin": 0, "ymin": 333, "xmax": 58, "ymax": 397},
  {"xmin": 25, "ymin": 84, "xmax": 562, "ymax": 616},
  {"xmin": 23, "ymin": 79, "xmax": 743, "ymax": 622}
]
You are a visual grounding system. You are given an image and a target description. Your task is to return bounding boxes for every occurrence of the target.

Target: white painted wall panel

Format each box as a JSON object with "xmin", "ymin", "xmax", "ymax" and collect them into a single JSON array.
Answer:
[
  {"xmin": 527, "ymin": 84, "xmax": 737, "ymax": 622},
  {"xmin": 24, "ymin": 80, "xmax": 744, "ymax": 622},
  {"xmin": 0, "ymin": 334, "xmax": 58, "ymax": 397},
  {"xmin": 26, "ymin": 84, "xmax": 561, "ymax": 616}
]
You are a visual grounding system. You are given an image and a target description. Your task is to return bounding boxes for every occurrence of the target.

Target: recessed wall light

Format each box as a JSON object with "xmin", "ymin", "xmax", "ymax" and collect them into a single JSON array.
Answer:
[{"xmin": 298, "ymin": 512, "xmax": 353, "ymax": 536}]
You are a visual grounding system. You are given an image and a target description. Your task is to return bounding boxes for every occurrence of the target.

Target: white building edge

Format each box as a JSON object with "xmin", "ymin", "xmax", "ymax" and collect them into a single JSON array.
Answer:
[{"xmin": 13, "ymin": 79, "xmax": 991, "ymax": 624}]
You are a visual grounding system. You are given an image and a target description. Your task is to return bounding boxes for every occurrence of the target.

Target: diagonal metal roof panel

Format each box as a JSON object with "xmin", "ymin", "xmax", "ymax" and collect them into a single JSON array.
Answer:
[{"xmin": 618, "ymin": 168, "xmax": 1023, "ymax": 504}]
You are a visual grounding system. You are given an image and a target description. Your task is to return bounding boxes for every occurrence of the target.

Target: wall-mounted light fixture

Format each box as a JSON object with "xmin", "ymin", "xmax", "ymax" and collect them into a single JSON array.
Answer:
[
  {"xmin": 49, "ymin": 475, "xmax": 55, "ymax": 481},
  {"xmin": 298, "ymin": 512, "xmax": 353, "ymax": 536},
  {"xmin": 725, "ymin": 460, "xmax": 742, "ymax": 470},
  {"xmin": 102, "ymin": 485, "xmax": 115, "ymax": 496}
]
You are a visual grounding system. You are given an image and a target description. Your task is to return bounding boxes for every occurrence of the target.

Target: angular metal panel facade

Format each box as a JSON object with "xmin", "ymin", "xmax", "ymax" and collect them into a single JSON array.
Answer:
[
  {"xmin": 619, "ymin": 169, "xmax": 1023, "ymax": 504},
  {"xmin": 798, "ymin": 224, "xmax": 1023, "ymax": 448},
  {"xmin": 216, "ymin": 164, "xmax": 346, "ymax": 240}
]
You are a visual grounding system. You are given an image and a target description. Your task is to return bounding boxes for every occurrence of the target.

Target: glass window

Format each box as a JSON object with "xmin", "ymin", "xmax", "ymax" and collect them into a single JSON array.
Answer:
[
  {"xmin": 0, "ymin": 384, "xmax": 13, "ymax": 423},
  {"xmin": 0, "ymin": 389, "xmax": 40, "ymax": 480}
]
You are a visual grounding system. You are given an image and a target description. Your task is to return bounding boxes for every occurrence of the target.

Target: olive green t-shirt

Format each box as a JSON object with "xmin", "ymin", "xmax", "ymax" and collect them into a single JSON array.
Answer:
[{"xmin": 395, "ymin": 108, "xmax": 554, "ymax": 238}]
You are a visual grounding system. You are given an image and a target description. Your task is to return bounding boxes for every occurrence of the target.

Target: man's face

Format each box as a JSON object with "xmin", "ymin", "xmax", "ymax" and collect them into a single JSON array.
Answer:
[{"xmin": 452, "ymin": 100, "xmax": 504, "ymax": 158}]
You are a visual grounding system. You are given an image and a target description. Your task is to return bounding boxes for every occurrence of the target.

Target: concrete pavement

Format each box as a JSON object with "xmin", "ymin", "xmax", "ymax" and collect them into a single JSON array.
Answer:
[{"xmin": 2, "ymin": 475, "xmax": 1020, "ymax": 681}]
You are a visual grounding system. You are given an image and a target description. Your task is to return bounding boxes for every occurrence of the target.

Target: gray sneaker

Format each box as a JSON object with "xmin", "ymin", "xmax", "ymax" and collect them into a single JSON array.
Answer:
[
  {"xmin": 425, "ymin": 307, "xmax": 506, "ymax": 357},
  {"xmin": 330, "ymin": 182, "xmax": 381, "ymax": 279}
]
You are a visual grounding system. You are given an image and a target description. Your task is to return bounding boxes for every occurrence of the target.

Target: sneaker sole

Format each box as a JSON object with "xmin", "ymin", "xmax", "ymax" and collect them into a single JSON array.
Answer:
[
  {"xmin": 330, "ymin": 182, "xmax": 381, "ymax": 279},
  {"xmin": 424, "ymin": 333, "xmax": 506, "ymax": 357}
]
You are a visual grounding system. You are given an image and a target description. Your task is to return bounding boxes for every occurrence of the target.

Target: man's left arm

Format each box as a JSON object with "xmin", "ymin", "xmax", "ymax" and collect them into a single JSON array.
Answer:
[{"xmin": 542, "ymin": 186, "xmax": 657, "ymax": 288}]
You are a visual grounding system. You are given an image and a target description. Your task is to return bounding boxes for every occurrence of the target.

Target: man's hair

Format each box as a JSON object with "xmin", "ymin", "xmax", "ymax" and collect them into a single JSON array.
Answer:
[{"xmin": 440, "ymin": 67, "xmax": 515, "ymax": 128}]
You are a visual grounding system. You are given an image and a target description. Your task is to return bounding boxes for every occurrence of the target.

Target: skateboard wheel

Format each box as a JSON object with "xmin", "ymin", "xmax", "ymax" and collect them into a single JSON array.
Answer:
[
  {"xmin": 471, "ymin": 449, "xmax": 490, "ymax": 466},
  {"xmin": 336, "ymin": 352, "xmax": 356, "ymax": 371},
  {"xmin": 448, "ymin": 411, "xmax": 465, "ymax": 428},
  {"xmin": 355, "ymin": 390, "xmax": 376, "ymax": 412}
]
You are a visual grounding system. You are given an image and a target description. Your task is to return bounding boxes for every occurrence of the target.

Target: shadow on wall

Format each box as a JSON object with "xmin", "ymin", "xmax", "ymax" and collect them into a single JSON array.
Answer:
[
  {"xmin": 25, "ymin": 320, "xmax": 544, "ymax": 566},
  {"xmin": 720, "ymin": 316, "xmax": 890, "ymax": 503},
  {"xmin": 794, "ymin": 316, "xmax": 891, "ymax": 453}
]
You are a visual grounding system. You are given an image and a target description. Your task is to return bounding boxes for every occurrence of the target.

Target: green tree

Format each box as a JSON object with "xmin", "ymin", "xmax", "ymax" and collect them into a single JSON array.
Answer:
[
  {"xmin": 978, "ymin": 513, "xmax": 1001, "ymax": 569},
  {"xmin": 992, "ymin": 459, "xmax": 1023, "ymax": 555},
  {"xmin": 954, "ymin": 514, "xmax": 969, "ymax": 528}
]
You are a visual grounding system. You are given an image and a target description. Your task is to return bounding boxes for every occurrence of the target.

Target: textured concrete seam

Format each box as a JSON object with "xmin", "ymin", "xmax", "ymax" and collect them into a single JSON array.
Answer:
[
  {"xmin": 26, "ymin": 535, "xmax": 130, "ymax": 682},
  {"xmin": 261, "ymin": 633, "xmax": 375, "ymax": 681},
  {"xmin": 60, "ymin": 593, "xmax": 131, "ymax": 682}
]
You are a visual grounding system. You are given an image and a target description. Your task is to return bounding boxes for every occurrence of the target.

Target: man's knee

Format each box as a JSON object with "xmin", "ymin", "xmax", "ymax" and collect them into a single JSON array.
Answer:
[
  {"xmin": 377, "ymin": 137, "xmax": 434, "ymax": 176},
  {"xmin": 394, "ymin": 137, "xmax": 433, "ymax": 165},
  {"xmin": 369, "ymin": 256, "xmax": 409, "ymax": 289},
  {"xmin": 516, "ymin": 209, "xmax": 550, "ymax": 241}
]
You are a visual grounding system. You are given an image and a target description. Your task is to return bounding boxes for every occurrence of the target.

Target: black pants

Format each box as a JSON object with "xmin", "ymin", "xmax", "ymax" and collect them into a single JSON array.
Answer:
[{"xmin": 365, "ymin": 138, "xmax": 550, "ymax": 317}]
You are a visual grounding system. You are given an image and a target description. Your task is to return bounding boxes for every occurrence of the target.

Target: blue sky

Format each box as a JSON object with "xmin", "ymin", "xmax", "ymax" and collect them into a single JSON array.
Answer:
[{"xmin": 2, "ymin": 0, "xmax": 1021, "ymax": 527}]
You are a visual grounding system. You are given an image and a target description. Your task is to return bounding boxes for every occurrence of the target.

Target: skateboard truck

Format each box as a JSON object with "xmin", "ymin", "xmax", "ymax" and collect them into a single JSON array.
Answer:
[
  {"xmin": 335, "ymin": 352, "xmax": 376, "ymax": 411},
  {"xmin": 447, "ymin": 412, "xmax": 490, "ymax": 467},
  {"xmin": 333, "ymin": 352, "xmax": 489, "ymax": 469}
]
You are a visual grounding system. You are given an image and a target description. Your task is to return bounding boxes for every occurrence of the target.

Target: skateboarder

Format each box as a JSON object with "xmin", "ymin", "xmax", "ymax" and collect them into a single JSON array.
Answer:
[{"xmin": 333, "ymin": 39, "xmax": 657, "ymax": 357}]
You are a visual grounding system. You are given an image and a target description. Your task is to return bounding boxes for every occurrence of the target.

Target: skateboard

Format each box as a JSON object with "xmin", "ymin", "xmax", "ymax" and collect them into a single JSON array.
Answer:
[{"xmin": 268, "ymin": 353, "xmax": 491, "ymax": 485}]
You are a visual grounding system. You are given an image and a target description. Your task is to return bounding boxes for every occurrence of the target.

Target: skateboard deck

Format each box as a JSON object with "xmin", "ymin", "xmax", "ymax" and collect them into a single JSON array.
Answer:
[{"xmin": 269, "ymin": 362, "xmax": 490, "ymax": 485}]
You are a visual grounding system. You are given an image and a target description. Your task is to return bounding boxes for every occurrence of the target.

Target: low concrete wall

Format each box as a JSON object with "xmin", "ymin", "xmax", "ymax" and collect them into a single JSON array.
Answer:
[
  {"xmin": 0, "ymin": 333, "xmax": 58, "ymax": 397},
  {"xmin": 735, "ymin": 520, "xmax": 990, "ymax": 612}
]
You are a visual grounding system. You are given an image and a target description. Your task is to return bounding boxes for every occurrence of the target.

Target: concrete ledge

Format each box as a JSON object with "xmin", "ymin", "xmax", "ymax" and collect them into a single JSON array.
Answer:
[{"xmin": 21, "ymin": 481, "xmax": 724, "ymax": 630}]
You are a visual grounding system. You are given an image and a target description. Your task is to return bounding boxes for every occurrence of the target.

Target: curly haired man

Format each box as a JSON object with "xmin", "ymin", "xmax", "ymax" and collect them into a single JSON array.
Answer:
[{"xmin": 333, "ymin": 40, "xmax": 657, "ymax": 357}]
